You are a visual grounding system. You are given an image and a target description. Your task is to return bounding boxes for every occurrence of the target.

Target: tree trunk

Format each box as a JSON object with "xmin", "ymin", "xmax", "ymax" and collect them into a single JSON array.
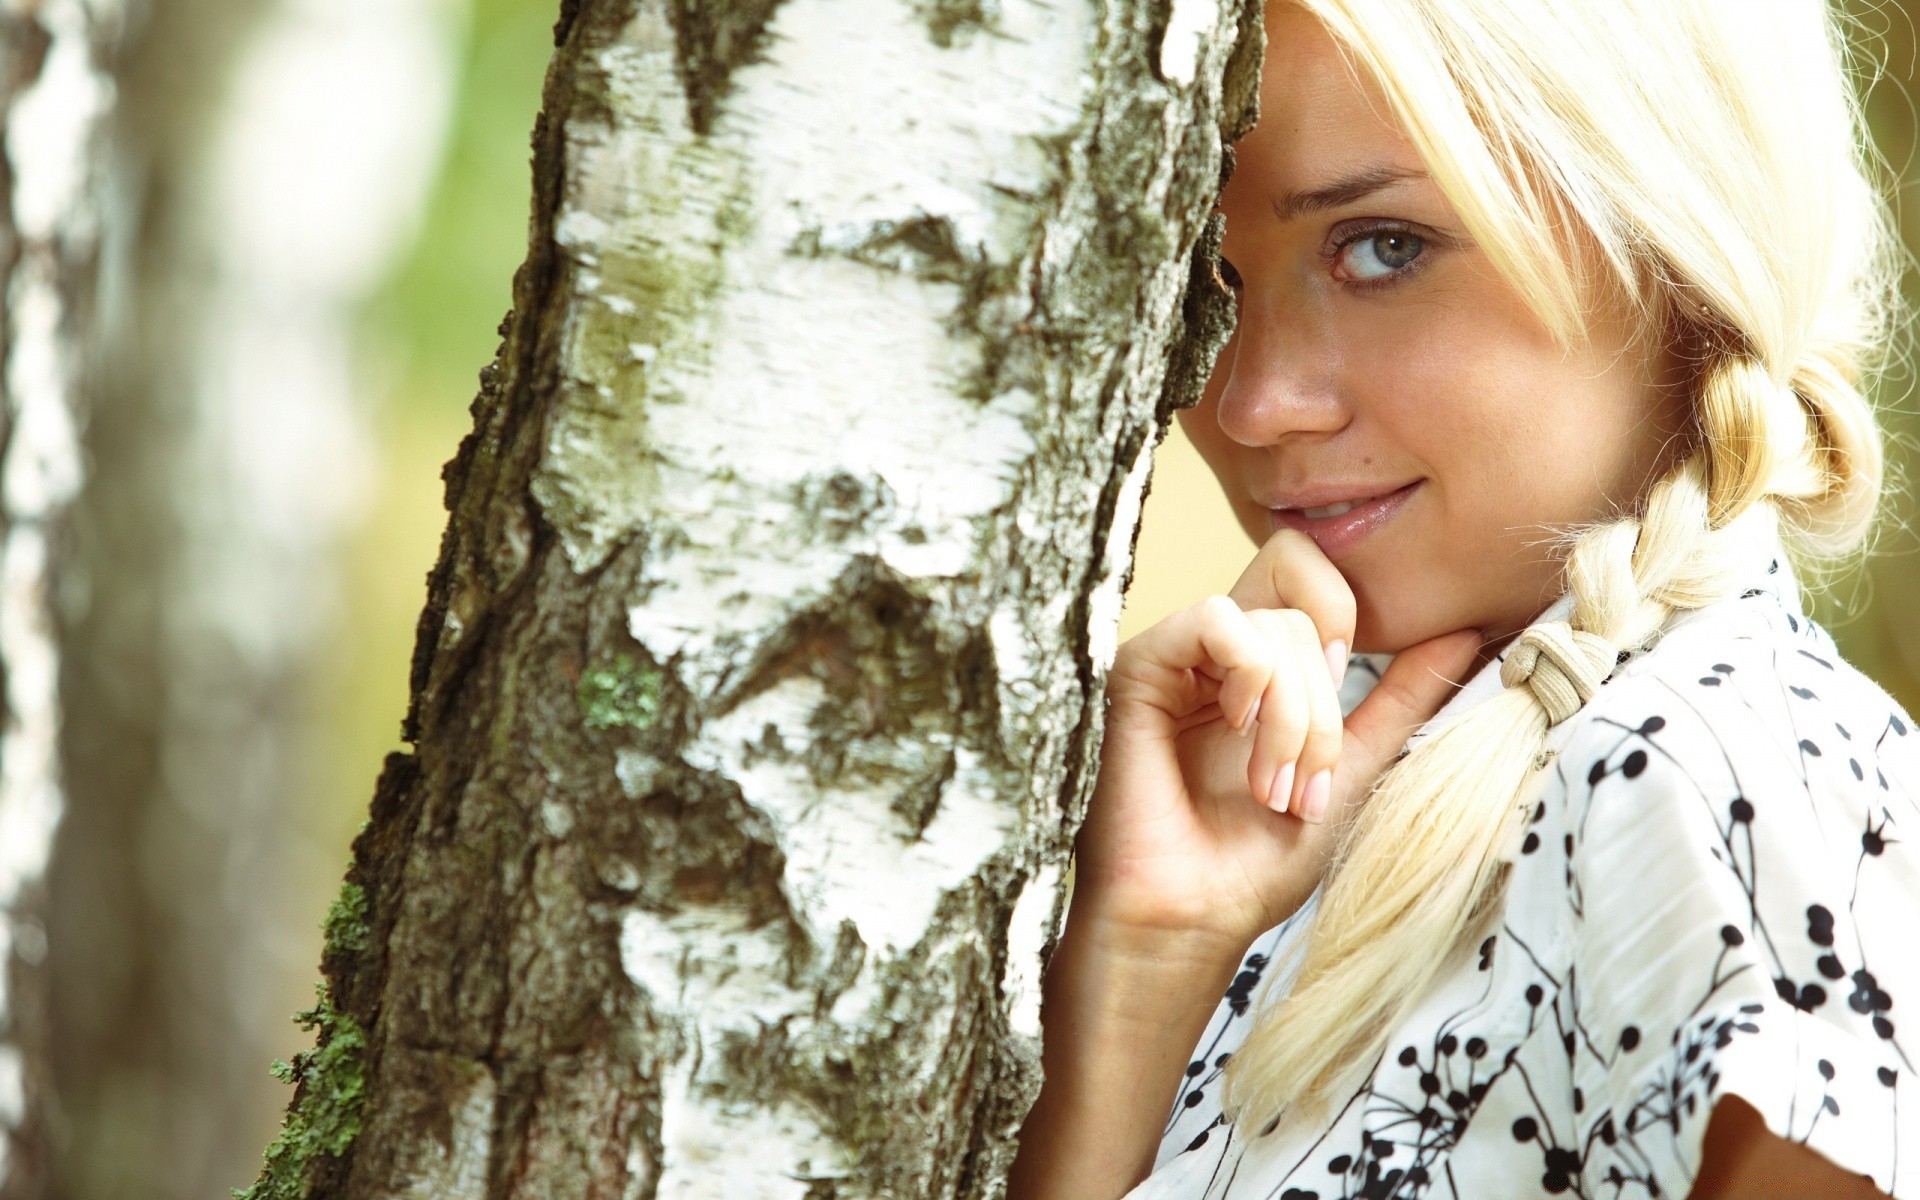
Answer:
[
  {"xmin": 249, "ymin": 0, "xmax": 1258, "ymax": 1195},
  {"xmin": 50, "ymin": 1, "xmax": 452, "ymax": 1196},
  {"xmin": 0, "ymin": 0, "xmax": 118, "ymax": 1194}
]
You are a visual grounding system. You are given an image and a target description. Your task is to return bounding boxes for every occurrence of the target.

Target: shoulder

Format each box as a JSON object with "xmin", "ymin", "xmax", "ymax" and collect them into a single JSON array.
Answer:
[
  {"xmin": 1543, "ymin": 580, "xmax": 1919, "ymax": 933},
  {"xmin": 1525, "ymin": 585, "xmax": 1920, "ymax": 1196},
  {"xmin": 1550, "ymin": 582, "xmax": 1917, "ymax": 842}
]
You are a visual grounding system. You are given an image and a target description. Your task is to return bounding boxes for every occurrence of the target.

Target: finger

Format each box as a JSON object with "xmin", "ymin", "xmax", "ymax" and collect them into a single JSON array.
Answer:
[
  {"xmin": 1226, "ymin": 527, "xmax": 1356, "ymax": 681},
  {"xmin": 1193, "ymin": 596, "xmax": 1275, "ymax": 729},
  {"xmin": 1277, "ymin": 611, "xmax": 1344, "ymax": 821},
  {"xmin": 1115, "ymin": 595, "xmax": 1275, "ymax": 728},
  {"xmin": 1244, "ymin": 613, "xmax": 1312, "ymax": 812},
  {"xmin": 1335, "ymin": 629, "xmax": 1485, "ymax": 810}
]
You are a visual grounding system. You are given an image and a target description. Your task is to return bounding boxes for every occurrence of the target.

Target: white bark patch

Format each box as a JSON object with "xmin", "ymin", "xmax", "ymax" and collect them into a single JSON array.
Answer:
[
  {"xmin": 523, "ymin": 0, "xmax": 1254, "ymax": 1188},
  {"xmin": 624, "ymin": 380, "xmax": 1036, "ymax": 700},
  {"xmin": 0, "ymin": 1044, "xmax": 20, "ymax": 1135},
  {"xmin": 5, "ymin": 0, "xmax": 111, "ymax": 242},
  {"xmin": 1159, "ymin": 0, "xmax": 1220, "ymax": 85},
  {"xmin": 383, "ymin": 1057, "xmax": 495, "ymax": 1200},
  {"xmin": 1087, "ymin": 432, "xmax": 1157, "ymax": 673},
  {"xmin": 0, "ymin": 527, "xmax": 61, "ymax": 912},
  {"xmin": 1001, "ymin": 861, "xmax": 1062, "ymax": 1039},
  {"xmin": 653, "ymin": 1060, "xmax": 848, "ymax": 1199},
  {"xmin": 557, "ymin": 0, "xmax": 1090, "ymax": 1130},
  {"xmin": 983, "ymin": 583, "xmax": 1075, "ymax": 814},
  {"xmin": 0, "ymin": 0, "xmax": 103, "ymax": 914},
  {"xmin": 535, "ymin": 0, "xmax": 1088, "ymax": 581},
  {"xmin": 620, "ymin": 908, "xmax": 850, "ymax": 1196},
  {"xmin": 683, "ymin": 677, "xmax": 1014, "ymax": 955},
  {"xmin": 618, "ymin": 906, "xmax": 804, "ymax": 1023}
]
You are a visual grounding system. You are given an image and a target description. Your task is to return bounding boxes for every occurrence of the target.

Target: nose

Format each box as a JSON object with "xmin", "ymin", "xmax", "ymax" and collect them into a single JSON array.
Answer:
[{"xmin": 1211, "ymin": 289, "xmax": 1350, "ymax": 448}]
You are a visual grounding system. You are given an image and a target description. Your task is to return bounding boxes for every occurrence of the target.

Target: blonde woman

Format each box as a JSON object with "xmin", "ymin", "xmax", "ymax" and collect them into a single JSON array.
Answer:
[{"xmin": 1008, "ymin": 0, "xmax": 1918, "ymax": 1197}]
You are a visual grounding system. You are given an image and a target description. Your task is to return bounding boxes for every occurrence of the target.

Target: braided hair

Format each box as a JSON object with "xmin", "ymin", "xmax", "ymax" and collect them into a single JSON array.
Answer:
[{"xmin": 1222, "ymin": 0, "xmax": 1898, "ymax": 1127}]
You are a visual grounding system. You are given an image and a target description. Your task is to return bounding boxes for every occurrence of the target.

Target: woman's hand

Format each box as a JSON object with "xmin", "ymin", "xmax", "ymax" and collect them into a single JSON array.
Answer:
[
  {"xmin": 1074, "ymin": 527, "xmax": 1485, "ymax": 949},
  {"xmin": 1008, "ymin": 533, "xmax": 1481, "ymax": 1200}
]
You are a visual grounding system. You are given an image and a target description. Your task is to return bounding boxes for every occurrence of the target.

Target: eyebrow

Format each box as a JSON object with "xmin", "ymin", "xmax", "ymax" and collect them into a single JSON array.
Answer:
[{"xmin": 1271, "ymin": 165, "xmax": 1428, "ymax": 221}]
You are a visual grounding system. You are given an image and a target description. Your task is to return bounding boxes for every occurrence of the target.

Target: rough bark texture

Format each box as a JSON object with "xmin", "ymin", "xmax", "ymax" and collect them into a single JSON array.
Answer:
[
  {"xmin": 50, "ymin": 1, "xmax": 450, "ymax": 1197},
  {"xmin": 255, "ymin": 0, "xmax": 1259, "ymax": 1195},
  {"xmin": 0, "ymin": 0, "xmax": 117, "ymax": 1195}
]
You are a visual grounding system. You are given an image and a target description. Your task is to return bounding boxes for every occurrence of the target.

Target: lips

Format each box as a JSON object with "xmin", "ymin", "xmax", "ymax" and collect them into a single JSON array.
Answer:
[{"xmin": 1267, "ymin": 481, "xmax": 1422, "ymax": 558}]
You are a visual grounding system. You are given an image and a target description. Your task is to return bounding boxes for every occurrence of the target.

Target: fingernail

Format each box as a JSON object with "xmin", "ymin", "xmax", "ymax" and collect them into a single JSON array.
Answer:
[
  {"xmin": 1268, "ymin": 761, "xmax": 1295, "ymax": 813},
  {"xmin": 1240, "ymin": 695, "xmax": 1262, "ymax": 736},
  {"xmin": 1325, "ymin": 639, "xmax": 1348, "ymax": 685},
  {"xmin": 1301, "ymin": 770, "xmax": 1332, "ymax": 823}
]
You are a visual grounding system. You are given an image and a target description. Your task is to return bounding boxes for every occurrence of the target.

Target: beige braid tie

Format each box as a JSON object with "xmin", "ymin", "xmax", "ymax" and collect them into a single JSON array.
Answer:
[{"xmin": 1499, "ymin": 621, "xmax": 1618, "ymax": 726}]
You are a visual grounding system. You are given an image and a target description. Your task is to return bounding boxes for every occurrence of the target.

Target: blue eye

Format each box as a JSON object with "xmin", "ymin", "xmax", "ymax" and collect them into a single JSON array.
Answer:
[{"xmin": 1338, "ymin": 230, "xmax": 1425, "ymax": 280}]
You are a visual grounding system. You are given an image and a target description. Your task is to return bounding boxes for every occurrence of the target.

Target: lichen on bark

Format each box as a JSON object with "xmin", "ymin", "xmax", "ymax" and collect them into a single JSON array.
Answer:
[
  {"xmin": 323, "ymin": 881, "xmax": 370, "ymax": 956},
  {"xmin": 577, "ymin": 651, "xmax": 663, "ymax": 729},
  {"xmin": 234, "ymin": 989, "xmax": 368, "ymax": 1200}
]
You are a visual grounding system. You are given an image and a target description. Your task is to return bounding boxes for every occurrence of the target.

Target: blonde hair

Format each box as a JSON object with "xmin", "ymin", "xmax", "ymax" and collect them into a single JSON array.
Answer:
[{"xmin": 1223, "ymin": 0, "xmax": 1903, "ymax": 1127}]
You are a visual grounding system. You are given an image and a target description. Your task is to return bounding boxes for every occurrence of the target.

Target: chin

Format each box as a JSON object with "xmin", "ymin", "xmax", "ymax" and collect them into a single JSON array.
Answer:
[{"xmin": 1348, "ymin": 576, "xmax": 1474, "ymax": 656}]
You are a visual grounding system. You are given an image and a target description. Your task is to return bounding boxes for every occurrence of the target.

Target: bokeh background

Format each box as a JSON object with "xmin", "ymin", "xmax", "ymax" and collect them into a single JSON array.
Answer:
[{"xmin": 39, "ymin": 1, "xmax": 1920, "ymax": 1196}]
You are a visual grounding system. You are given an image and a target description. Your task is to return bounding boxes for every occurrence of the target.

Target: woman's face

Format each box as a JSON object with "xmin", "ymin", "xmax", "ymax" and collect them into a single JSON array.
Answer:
[{"xmin": 1182, "ymin": 4, "xmax": 1692, "ymax": 653}]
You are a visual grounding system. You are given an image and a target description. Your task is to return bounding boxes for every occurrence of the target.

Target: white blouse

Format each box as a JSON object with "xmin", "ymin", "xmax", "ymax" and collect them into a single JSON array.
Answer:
[{"xmin": 1130, "ymin": 533, "xmax": 1920, "ymax": 1199}]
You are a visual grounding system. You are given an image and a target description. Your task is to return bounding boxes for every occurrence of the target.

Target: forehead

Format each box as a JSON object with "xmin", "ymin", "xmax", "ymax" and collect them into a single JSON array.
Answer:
[{"xmin": 1248, "ymin": 6, "xmax": 1425, "ymax": 187}]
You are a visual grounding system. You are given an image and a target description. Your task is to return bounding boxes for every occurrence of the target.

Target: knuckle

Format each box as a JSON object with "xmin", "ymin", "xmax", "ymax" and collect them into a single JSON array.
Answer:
[
  {"xmin": 1305, "ymin": 691, "xmax": 1336, "ymax": 729},
  {"xmin": 1197, "ymin": 593, "xmax": 1242, "ymax": 627},
  {"xmin": 1302, "ymin": 719, "xmax": 1342, "ymax": 763},
  {"xmin": 1277, "ymin": 608, "xmax": 1320, "ymax": 639},
  {"xmin": 1271, "ymin": 690, "xmax": 1311, "ymax": 745},
  {"xmin": 1241, "ymin": 607, "xmax": 1287, "ymax": 641},
  {"xmin": 1200, "ymin": 592, "xmax": 1239, "ymax": 616}
]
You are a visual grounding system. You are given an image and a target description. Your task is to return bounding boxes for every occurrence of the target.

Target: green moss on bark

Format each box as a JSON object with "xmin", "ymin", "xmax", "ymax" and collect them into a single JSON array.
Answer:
[
  {"xmin": 579, "ymin": 651, "xmax": 663, "ymax": 730},
  {"xmin": 322, "ymin": 881, "xmax": 369, "ymax": 955},
  {"xmin": 233, "ymin": 988, "xmax": 367, "ymax": 1200}
]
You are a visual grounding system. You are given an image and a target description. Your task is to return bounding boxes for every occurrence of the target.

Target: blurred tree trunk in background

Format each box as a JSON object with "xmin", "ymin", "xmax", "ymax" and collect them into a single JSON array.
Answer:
[
  {"xmin": 243, "ymin": 0, "xmax": 1257, "ymax": 1196},
  {"xmin": 49, "ymin": 1, "xmax": 451, "ymax": 1197},
  {"xmin": 0, "ymin": 0, "xmax": 118, "ymax": 1195}
]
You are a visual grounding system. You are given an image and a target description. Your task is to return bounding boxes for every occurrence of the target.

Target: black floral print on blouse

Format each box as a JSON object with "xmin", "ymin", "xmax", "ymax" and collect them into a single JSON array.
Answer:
[{"xmin": 1131, "ymin": 534, "xmax": 1920, "ymax": 1199}]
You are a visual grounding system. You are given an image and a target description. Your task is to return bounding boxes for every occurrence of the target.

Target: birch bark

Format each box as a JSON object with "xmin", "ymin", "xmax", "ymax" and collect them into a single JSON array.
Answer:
[
  {"xmin": 251, "ymin": 0, "xmax": 1260, "ymax": 1195},
  {"xmin": 0, "ymin": 1, "xmax": 116, "ymax": 1194}
]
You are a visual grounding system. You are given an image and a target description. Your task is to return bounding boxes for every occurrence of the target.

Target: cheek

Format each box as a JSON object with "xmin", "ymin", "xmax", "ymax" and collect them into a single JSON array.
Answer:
[
  {"xmin": 1354, "ymin": 294, "xmax": 1634, "ymax": 518},
  {"xmin": 1345, "ymin": 305, "xmax": 1542, "ymax": 481},
  {"xmin": 1338, "ymin": 299, "xmax": 1656, "ymax": 644}
]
